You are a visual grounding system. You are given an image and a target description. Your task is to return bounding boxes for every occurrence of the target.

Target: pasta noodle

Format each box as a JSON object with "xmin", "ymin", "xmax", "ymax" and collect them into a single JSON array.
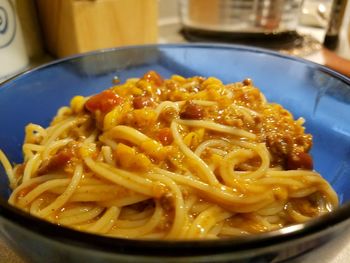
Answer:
[{"xmin": 0, "ymin": 71, "xmax": 338, "ymax": 239}]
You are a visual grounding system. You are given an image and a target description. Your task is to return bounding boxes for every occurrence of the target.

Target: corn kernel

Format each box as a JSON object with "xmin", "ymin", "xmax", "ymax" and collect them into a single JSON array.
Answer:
[
  {"xmin": 130, "ymin": 86, "xmax": 143, "ymax": 96},
  {"xmin": 171, "ymin": 75, "xmax": 186, "ymax": 83},
  {"xmin": 103, "ymin": 103, "xmax": 131, "ymax": 131},
  {"xmin": 183, "ymin": 132, "xmax": 197, "ymax": 147},
  {"xmin": 114, "ymin": 143, "xmax": 136, "ymax": 168},
  {"xmin": 137, "ymin": 80, "xmax": 153, "ymax": 94},
  {"xmin": 132, "ymin": 108, "xmax": 157, "ymax": 128},
  {"xmin": 70, "ymin": 96, "xmax": 86, "ymax": 113},
  {"xmin": 134, "ymin": 153, "xmax": 152, "ymax": 170},
  {"xmin": 140, "ymin": 140, "xmax": 164, "ymax": 160},
  {"xmin": 202, "ymin": 77, "xmax": 223, "ymax": 89},
  {"xmin": 79, "ymin": 143, "xmax": 97, "ymax": 158},
  {"xmin": 103, "ymin": 106, "xmax": 123, "ymax": 131}
]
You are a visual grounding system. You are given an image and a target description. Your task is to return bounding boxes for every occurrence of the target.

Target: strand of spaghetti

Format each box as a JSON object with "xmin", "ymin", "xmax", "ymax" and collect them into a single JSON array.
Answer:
[
  {"xmin": 184, "ymin": 194, "xmax": 198, "ymax": 212},
  {"xmin": 175, "ymin": 119, "xmax": 256, "ymax": 140},
  {"xmin": 208, "ymin": 221, "xmax": 224, "ymax": 238},
  {"xmin": 23, "ymin": 144, "xmax": 45, "ymax": 160},
  {"xmin": 22, "ymin": 153, "xmax": 42, "ymax": 182},
  {"xmin": 37, "ymin": 164, "xmax": 83, "ymax": 217},
  {"xmin": 267, "ymin": 170, "xmax": 338, "ymax": 206},
  {"xmin": 42, "ymin": 138, "xmax": 73, "ymax": 160},
  {"xmin": 236, "ymin": 105, "xmax": 260, "ymax": 117},
  {"xmin": 99, "ymin": 136, "xmax": 118, "ymax": 150},
  {"xmin": 154, "ymin": 101, "xmax": 179, "ymax": 118},
  {"xmin": 101, "ymin": 146, "xmax": 114, "ymax": 165},
  {"xmin": 100, "ymin": 125, "xmax": 163, "ymax": 158},
  {"xmin": 219, "ymin": 226, "xmax": 249, "ymax": 236},
  {"xmin": 17, "ymin": 179, "xmax": 70, "ymax": 207},
  {"xmin": 255, "ymin": 177, "xmax": 305, "ymax": 187},
  {"xmin": 153, "ymin": 167, "xmax": 274, "ymax": 211},
  {"xmin": 69, "ymin": 192, "xmax": 119, "ymax": 202},
  {"xmin": 289, "ymin": 187, "xmax": 317, "ymax": 198},
  {"xmin": 85, "ymin": 129, "xmax": 99, "ymax": 143},
  {"xmin": 221, "ymin": 143, "xmax": 270, "ymax": 183},
  {"xmin": 219, "ymin": 149, "xmax": 254, "ymax": 187},
  {"xmin": 79, "ymin": 177, "xmax": 112, "ymax": 185},
  {"xmin": 24, "ymin": 123, "xmax": 47, "ymax": 144},
  {"xmin": 101, "ymin": 125, "xmax": 156, "ymax": 146},
  {"xmin": 48, "ymin": 184, "xmax": 119, "ymax": 195},
  {"xmin": 190, "ymin": 201, "xmax": 212, "ymax": 215},
  {"xmin": 191, "ymin": 100, "xmax": 218, "ymax": 106},
  {"xmin": 147, "ymin": 173, "xmax": 185, "ymax": 238},
  {"xmin": 100, "ymin": 213, "xmax": 119, "ymax": 234},
  {"xmin": 8, "ymin": 173, "xmax": 67, "ymax": 205},
  {"xmin": 119, "ymin": 206, "xmax": 154, "ymax": 221},
  {"xmin": 87, "ymin": 206, "xmax": 120, "ymax": 234},
  {"xmin": 41, "ymin": 117, "xmax": 86, "ymax": 145},
  {"xmin": 96, "ymin": 161, "xmax": 155, "ymax": 190},
  {"xmin": 58, "ymin": 204, "xmax": 96, "ymax": 218},
  {"xmin": 185, "ymin": 206, "xmax": 222, "ymax": 238},
  {"xmin": 115, "ymin": 218, "xmax": 149, "ymax": 228},
  {"xmin": 171, "ymin": 121, "xmax": 219, "ymax": 185},
  {"xmin": 110, "ymin": 202, "xmax": 162, "ymax": 238},
  {"xmin": 41, "ymin": 117, "xmax": 77, "ymax": 145},
  {"xmin": 194, "ymin": 139, "xmax": 231, "ymax": 156},
  {"xmin": 84, "ymin": 157, "xmax": 154, "ymax": 196},
  {"xmin": 232, "ymin": 106, "xmax": 256, "ymax": 125},
  {"xmin": 30, "ymin": 198, "xmax": 45, "ymax": 215},
  {"xmin": 257, "ymin": 202, "xmax": 285, "ymax": 216},
  {"xmin": 97, "ymin": 195, "xmax": 150, "ymax": 208},
  {"xmin": 208, "ymin": 212, "xmax": 232, "ymax": 237},
  {"xmin": 240, "ymin": 144, "xmax": 270, "ymax": 179},
  {"xmin": 266, "ymin": 170, "xmax": 321, "ymax": 177},
  {"xmin": 207, "ymin": 211, "xmax": 232, "ymax": 238},
  {"xmin": 0, "ymin": 149, "xmax": 15, "ymax": 189},
  {"xmin": 58, "ymin": 207, "xmax": 104, "ymax": 225},
  {"xmin": 285, "ymin": 203, "xmax": 312, "ymax": 223}
]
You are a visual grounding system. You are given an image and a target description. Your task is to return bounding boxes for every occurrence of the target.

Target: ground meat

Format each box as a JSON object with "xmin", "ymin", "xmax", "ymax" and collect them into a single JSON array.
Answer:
[
  {"xmin": 133, "ymin": 96, "xmax": 155, "ymax": 109},
  {"xmin": 157, "ymin": 128, "xmax": 173, "ymax": 145},
  {"xmin": 286, "ymin": 152, "xmax": 313, "ymax": 170},
  {"xmin": 180, "ymin": 101, "xmax": 205, "ymax": 120},
  {"xmin": 37, "ymin": 148, "xmax": 74, "ymax": 175},
  {"xmin": 258, "ymin": 104, "xmax": 313, "ymax": 169},
  {"xmin": 142, "ymin": 70, "xmax": 164, "ymax": 87}
]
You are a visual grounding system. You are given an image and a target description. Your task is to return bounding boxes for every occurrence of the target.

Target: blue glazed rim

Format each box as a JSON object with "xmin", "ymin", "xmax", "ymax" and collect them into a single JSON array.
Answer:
[{"xmin": 1, "ymin": 43, "xmax": 350, "ymax": 257}]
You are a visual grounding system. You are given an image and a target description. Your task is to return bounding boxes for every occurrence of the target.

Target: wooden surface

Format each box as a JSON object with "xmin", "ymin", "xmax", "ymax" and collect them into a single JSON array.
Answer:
[
  {"xmin": 16, "ymin": 0, "xmax": 43, "ymax": 59},
  {"xmin": 36, "ymin": 0, "xmax": 158, "ymax": 58},
  {"xmin": 322, "ymin": 48, "xmax": 350, "ymax": 77}
]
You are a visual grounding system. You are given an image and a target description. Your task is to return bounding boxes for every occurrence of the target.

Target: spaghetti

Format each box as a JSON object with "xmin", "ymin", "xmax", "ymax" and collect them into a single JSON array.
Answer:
[{"xmin": 0, "ymin": 71, "xmax": 338, "ymax": 239}]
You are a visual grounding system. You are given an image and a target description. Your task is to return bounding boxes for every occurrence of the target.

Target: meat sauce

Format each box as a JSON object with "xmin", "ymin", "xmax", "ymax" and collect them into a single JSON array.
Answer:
[{"xmin": 81, "ymin": 71, "xmax": 313, "ymax": 171}]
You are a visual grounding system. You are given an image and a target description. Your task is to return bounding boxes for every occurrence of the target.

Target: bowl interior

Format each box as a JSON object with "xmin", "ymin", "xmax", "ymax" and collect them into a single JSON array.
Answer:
[{"xmin": 1, "ymin": 44, "xmax": 350, "ymax": 206}]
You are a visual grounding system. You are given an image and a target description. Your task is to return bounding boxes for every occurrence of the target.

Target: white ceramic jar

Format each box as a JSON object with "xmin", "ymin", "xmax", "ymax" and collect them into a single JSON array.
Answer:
[{"xmin": 0, "ymin": 0, "xmax": 28, "ymax": 80}]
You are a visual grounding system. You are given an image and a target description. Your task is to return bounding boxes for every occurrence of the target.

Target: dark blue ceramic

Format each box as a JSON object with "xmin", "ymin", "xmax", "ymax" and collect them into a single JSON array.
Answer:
[{"xmin": 1, "ymin": 44, "xmax": 350, "ymax": 263}]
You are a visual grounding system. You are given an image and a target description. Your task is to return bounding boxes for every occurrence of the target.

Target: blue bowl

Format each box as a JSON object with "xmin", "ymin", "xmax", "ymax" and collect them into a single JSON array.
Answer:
[{"xmin": 1, "ymin": 44, "xmax": 350, "ymax": 262}]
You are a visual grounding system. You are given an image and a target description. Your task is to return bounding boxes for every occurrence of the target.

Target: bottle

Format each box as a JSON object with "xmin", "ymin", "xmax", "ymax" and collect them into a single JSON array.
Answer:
[{"xmin": 324, "ymin": 0, "xmax": 348, "ymax": 50}]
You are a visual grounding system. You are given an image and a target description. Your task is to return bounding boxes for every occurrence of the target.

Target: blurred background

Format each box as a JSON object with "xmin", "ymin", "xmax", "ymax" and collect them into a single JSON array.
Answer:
[{"xmin": 0, "ymin": 0, "xmax": 349, "ymax": 81}]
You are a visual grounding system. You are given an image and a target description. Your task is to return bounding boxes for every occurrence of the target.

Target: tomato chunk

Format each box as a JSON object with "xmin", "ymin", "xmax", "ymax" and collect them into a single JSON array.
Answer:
[
  {"xmin": 180, "ymin": 101, "xmax": 204, "ymax": 120},
  {"xmin": 85, "ymin": 90, "xmax": 123, "ymax": 113},
  {"xmin": 157, "ymin": 128, "xmax": 173, "ymax": 145},
  {"xmin": 286, "ymin": 152, "xmax": 313, "ymax": 170},
  {"xmin": 133, "ymin": 96, "xmax": 155, "ymax": 109},
  {"xmin": 142, "ymin": 71, "xmax": 164, "ymax": 86},
  {"xmin": 38, "ymin": 149, "xmax": 73, "ymax": 175}
]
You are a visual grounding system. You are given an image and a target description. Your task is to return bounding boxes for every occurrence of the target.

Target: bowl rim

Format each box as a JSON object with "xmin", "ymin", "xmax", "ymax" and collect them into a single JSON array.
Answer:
[{"xmin": 1, "ymin": 43, "xmax": 350, "ymax": 257}]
